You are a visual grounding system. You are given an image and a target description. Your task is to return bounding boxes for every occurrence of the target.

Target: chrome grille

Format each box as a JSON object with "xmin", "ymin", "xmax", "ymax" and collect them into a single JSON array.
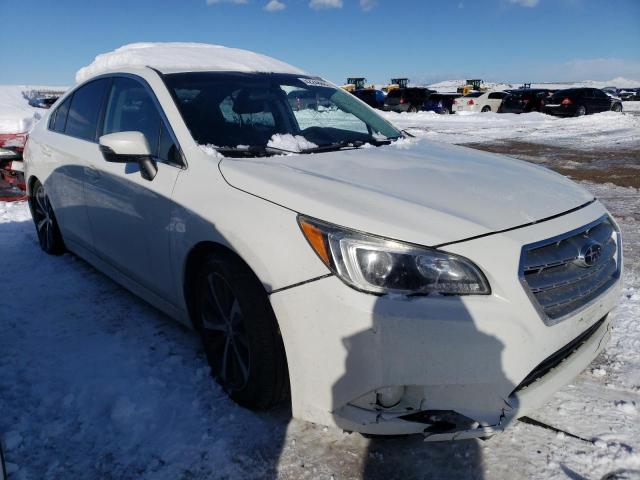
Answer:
[{"xmin": 520, "ymin": 216, "xmax": 620, "ymax": 324}]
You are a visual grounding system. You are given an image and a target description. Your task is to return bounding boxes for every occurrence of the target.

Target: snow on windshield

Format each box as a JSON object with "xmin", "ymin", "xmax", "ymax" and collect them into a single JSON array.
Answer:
[
  {"xmin": 75, "ymin": 43, "xmax": 305, "ymax": 84},
  {"xmin": 267, "ymin": 134, "xmax": 318, "ymax": 152}
]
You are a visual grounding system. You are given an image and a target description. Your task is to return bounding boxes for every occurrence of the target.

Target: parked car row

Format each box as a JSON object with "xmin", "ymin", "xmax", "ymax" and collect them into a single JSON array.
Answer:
[
  {"xmin": 350, "ymin": 85, "xmax": 624, "ymax": 117},
  {"xmin": 602, "ymin": 86, "xmax": 640, "ymax": 101}
]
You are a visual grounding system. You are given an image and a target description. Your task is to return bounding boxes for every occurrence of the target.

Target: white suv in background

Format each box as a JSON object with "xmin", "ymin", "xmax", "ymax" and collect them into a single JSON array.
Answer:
[{"xmin": 24, "ymin": 43, "xmax": 622, "ymax": 439}]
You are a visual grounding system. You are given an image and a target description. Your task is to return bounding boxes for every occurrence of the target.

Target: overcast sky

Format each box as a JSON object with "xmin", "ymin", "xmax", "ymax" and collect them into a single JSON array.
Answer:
[{"xmin": 1, "ymin": 0, "xmax": 638, "ymax": 86}]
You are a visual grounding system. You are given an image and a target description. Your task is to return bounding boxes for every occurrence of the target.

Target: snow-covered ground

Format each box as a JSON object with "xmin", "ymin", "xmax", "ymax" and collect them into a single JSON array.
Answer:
[
  {"xmin": 1, "ymin": 179, "xmax": 638, "ymax": 480},
  {"xmin": 381, "ymin": 107, "xmax": 640, "ymax": 150}
]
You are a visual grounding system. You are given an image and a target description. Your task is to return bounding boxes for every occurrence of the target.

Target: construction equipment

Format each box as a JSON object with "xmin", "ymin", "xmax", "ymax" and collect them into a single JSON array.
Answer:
[
  {"xmin": 384, "ymin": 77, "xmax": 409, "ymax": 93},
  {"xmin": 457, "ymin": 79, "xmax": 487, "ymax": 95},
  {"xmin": 341, "ymin": 77, "xmax": 368, "ymax": 92}
]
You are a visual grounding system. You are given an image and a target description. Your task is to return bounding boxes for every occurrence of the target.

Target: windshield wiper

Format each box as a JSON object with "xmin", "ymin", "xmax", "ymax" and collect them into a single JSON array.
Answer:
[
  {"xmin": 214, "ymin": 145, "xmax": 299, "ymax": 158},
  {"xmin": 300, "ymin": 137, "xmax": 396, "ymax": 154}
]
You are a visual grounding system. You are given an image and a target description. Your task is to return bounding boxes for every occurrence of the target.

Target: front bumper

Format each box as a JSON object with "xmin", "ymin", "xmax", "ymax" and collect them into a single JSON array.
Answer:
[{"xmin": 270, "ymin": 201, "xmax": 621, "ymax": 438}]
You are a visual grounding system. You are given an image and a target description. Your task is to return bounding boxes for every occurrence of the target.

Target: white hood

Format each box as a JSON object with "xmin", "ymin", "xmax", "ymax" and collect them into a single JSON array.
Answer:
[{"xmin": 219, "ymin": 141, "xmax": 594, "ymax": 246}]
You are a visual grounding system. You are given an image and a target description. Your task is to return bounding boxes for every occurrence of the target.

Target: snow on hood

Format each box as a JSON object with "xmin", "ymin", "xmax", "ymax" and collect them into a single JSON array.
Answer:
[
  {"xmin": 75, "ymin": 42, "xmax": 305, "ymax": 84},
  {"xmin": 218, "ymin": 139, "xmax": 595, "ymax": 246}
]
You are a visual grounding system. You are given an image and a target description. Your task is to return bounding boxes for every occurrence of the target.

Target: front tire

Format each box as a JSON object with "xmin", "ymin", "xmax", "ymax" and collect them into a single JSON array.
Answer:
[
  {"xmin": 194, "ymin": 251, "xmax": 289, "ymax": 410},
  {"xmin": 611, "ymin": 103, "xmax": 623, "ymax": 112},
  {"xmin": 28, "ymin": 179, "xmax": 65, "ymax": 255}
]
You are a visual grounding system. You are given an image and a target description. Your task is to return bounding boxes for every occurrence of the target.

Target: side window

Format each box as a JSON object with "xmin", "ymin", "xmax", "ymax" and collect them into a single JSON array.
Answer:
[
  {"xmin": 102, "ymin": 77, "xmax": 178, "ymax": 163},
  {"xmin": 50, "ymin": 96, "xmax": 72, "ymax": 133},
  {"xmin": 65, "ymin": 79, "xmax": 110, "ymax": 141}
]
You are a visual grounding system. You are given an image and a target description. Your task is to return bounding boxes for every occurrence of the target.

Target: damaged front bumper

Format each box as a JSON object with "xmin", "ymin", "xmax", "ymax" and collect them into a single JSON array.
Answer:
[
  {"xmin": 269, "ymin": 201, "xmax": 620, "ymax": 439},
  {"xmin": 332, "ymin": 316, "xmax": 611, "ymax": 440}
]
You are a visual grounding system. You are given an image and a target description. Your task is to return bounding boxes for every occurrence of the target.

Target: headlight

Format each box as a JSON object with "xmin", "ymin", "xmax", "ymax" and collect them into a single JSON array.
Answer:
[{"xmin": 298, "ymin": 216, "xmax": 490, "ymax": 296}]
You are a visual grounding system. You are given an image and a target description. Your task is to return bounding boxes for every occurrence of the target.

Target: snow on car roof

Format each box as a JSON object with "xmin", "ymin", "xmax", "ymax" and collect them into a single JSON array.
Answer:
[{"xmin": 75, "ymin": 42, "xmax": 306, "ymax": 84}]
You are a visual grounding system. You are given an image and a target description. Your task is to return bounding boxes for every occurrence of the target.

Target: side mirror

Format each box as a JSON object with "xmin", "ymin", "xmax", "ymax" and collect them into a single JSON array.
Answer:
[{"xmin": 99, "ymin": 131, "xmax": 157, "ymax": 181}]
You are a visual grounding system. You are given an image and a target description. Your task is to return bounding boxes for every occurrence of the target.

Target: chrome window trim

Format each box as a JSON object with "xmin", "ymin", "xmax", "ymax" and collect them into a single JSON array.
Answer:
[
  {"xmin": 518, "ymin": 214, "xmax": 622, "ymax": 326},
  {"xmin": 47, "ymin": 72, "xmax": 186, "ymax": 170}
]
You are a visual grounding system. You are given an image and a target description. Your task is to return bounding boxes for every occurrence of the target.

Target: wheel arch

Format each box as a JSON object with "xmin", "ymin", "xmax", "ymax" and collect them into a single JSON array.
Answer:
[
  {"xmin": 182, "ymin": 240, "xmax": 269, "ymax": 330},
  {"xmin": 27, "ymin": 175, "xmax": 40, "ymax": 196}
]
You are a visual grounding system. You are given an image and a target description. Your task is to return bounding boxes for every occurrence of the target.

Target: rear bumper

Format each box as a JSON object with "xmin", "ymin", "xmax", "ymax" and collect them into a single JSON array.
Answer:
[
  {"xmin": 543, "ymin": 105, "xmax": 577, "ymax": 116},
  {"xmin": 383, "ymin": 104, "xmax": 410, "ymax": 113},
  {"xmin": 269, "ymin": 201, "xmax": 622, "ymax": 438}
]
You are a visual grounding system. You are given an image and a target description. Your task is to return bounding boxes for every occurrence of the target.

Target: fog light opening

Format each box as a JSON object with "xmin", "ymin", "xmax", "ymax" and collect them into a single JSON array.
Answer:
[{"xmin": 375, "ymin": 386, "xmax": 405, "ymax": 408}]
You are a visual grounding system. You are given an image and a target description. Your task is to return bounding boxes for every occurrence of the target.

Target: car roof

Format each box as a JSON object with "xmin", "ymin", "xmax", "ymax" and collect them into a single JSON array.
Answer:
[{"xmin": 75, "ymin": 42, "xmax": 306, "ymax": 84}]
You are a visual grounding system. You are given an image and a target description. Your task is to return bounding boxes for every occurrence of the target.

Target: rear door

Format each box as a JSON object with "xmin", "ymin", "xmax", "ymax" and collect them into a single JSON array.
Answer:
[
  {"xmin": 487, "ymin": 92, "xmax": 507, "ymax": 111},
  {"xmin": 84, "ymin": 75, "xmax": 183, "ymax": 303},
  {"xmin": 43, "ymin": 79, "xmax": 111, "ymax": 251}
]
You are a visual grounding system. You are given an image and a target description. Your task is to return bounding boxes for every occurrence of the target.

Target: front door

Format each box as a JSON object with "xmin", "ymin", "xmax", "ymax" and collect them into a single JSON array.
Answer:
[{"xmin": 84, "ymin": 76, "xmax": 183, "ymax": 303}]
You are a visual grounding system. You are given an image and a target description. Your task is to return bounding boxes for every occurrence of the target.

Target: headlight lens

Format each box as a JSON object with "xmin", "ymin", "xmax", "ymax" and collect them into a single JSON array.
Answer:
[{"xmin": 298, "ymin": 216, "xmax": 490, "ymax": 295}]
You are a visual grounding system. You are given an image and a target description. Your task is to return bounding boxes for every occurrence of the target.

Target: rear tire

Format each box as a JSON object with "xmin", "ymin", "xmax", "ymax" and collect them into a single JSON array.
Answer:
[
  {"xmin": 481, "ymin": 106, "xmax": 491, "ymax": 113},
  {"xmin": 194, "ymin": 250, "xmax": 289, "ymax": 410},
  {"xmin": 28, "ymin": 179, "xmax": 65, "ymax": 255},
  {"xmin": 409, "ymin": 105, "xmax": 419, "ymax": 113},
  {"xmin": 575, "ymin": 105, "xmax": 587, "ymax": 116}
]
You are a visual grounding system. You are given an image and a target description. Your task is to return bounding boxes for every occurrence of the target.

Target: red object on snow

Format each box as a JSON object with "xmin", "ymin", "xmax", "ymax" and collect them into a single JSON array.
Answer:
[
  {"xmin": 0, "ymin": 133, "xmax": 27, "ymax": 152},
  {"xmin": 0, "ymin": 133, "xmax": 28, "ymax": 194}
]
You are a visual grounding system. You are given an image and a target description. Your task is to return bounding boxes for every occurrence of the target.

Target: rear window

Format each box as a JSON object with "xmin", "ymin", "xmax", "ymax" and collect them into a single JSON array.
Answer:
[
  {"xmin": 50, "ymin": 96, "xmax": 72, "ymax": 133},
  {"xmin": 387, "ymin": 89, "xmax": 404, "ymax": 98},
  {"xmin": 464, "ymin": 91, "xmax": 484, "ymax": 98},
  {"xmin": 65, "ymin": 79, "xmax": 110, "ymax": 141}
]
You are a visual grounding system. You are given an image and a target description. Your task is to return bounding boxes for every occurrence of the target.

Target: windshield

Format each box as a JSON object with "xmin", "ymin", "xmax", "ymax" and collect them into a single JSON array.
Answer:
[{"xmin": 164, "ymin": 72, "xmax": 401, "ymax": 156}]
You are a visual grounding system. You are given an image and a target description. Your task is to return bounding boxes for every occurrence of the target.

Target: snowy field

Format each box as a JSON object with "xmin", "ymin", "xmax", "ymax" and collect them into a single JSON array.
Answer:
[{"xmin": 381, "ymin": 106, "xmax": 640, "ymax": 151}]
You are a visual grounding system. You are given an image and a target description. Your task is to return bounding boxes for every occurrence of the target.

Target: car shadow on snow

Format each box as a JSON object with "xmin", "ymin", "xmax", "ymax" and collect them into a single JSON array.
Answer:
[
  {"xmin": 0, "ymin": 198, "xmax": 293, "ymax": 479},
  {"xmin": 332, "ymin": 293, "xmax": 516, "ymax": 479}
]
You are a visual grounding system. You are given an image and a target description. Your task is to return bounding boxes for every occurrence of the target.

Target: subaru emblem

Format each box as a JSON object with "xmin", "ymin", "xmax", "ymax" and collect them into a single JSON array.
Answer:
[{"xmin": 577, "ymin": 240, "xmax": 602, "ymax": 267}]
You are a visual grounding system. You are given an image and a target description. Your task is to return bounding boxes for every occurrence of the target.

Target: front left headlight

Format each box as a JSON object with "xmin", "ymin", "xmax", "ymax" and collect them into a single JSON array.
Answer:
[{"xmin": 298, "ymin": 215, "xmax": 490, "ymax": 296}]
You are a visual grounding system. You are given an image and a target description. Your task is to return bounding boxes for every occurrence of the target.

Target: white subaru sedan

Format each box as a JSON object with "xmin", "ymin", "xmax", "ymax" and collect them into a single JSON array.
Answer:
[{"xmin": 24, "ymin": 43, "xmax": 622, "ymax": 439}]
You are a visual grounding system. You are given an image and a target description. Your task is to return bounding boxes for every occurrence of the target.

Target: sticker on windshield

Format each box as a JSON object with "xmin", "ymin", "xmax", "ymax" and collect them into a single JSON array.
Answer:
[{"xmin": 298, "ymin": 77, "xmax": 333, "ymax": 88}]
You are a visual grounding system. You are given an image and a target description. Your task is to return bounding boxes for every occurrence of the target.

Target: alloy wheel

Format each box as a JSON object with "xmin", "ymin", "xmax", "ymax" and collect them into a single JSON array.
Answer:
[
  {"xmin": 200, "ymin": 272, "xmax": 251, "ymax": 392},
  {"xmin": 32, "ymin": 184, "xmax": 56, "ymax": 252}
]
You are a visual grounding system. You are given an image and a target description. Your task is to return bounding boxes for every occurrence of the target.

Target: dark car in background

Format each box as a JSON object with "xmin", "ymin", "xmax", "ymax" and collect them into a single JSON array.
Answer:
[
  {"xmin": 542, "ymin": 88, "xmax": 623, "ymax": 117},
  {"xmin": 351, "ymin": 88, "xmax": 386, "ymax": 109},
  {"xmin": 499, "ymin": 89, "xmax": 555, "ymax": 113},
  {"xmin": 619, "ymin": 88, "xmax": 640, "ymax": 101},
  {"xmin": 422, "ymin": 93, "xmax": 461, "ymax": 114},
  {"xmin": 287, "ymin": 90, "xmax": 332, "ymax": 111},
  {"xmin": 383, "ymin": 87, "xmax": 435, "ymax": 112}
]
